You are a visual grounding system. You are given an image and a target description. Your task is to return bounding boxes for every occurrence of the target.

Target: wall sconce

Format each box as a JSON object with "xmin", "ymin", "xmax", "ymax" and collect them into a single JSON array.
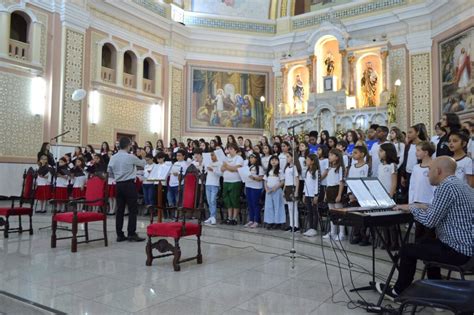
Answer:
[
  {"xmin": 394, "ymin": 79, "xmax": 401, "ymax": 87},
  {"xmin": 89, "ymin": 90, "xmax": 100, "ymax": 125},
  {"xmin": 346, "ymin": 96, "xmax": 356, "ymax": 110},
  {"xmin": 150, "ymin": 101, "xmax": 163, "ymax": 133},
  {"xmin": 260, "ymin": 96, "xmax": 266, "ymax": 103},
  {"xmin": 30, "ymin": 76, "xmax": 46, "ymax": 116}
]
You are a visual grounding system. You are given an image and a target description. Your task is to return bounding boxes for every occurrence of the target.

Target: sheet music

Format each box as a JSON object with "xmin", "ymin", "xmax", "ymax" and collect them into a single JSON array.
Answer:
[
  {"xmin": 346, "ymin": 179, "xmax": 378, "ymax": 207},
  {"xmin": 237, "ymin": 166, "xmax": 251, "ymax": 183},
  {"xmin": 203, "ymin": 153, "xmax": 212, "ymax": 168},
  {"xmin": 364, "ymin": 179, "xmax": 396, "ymax": 207},
  {"xmin": 148, "ymin": 164, "xmax": 172, "ymax": 181},
  {"xmin": 214, "ymin": 149, "xmax": 227, "ymax": 163}
]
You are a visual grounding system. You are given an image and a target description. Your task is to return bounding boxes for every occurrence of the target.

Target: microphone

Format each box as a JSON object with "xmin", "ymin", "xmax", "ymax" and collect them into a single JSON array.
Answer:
[
  {"xmin": 51, "ymin": 130, "xmax": 70, "ymax": 141},
  {"xmin": 287, "ymin": 121, "xmax": 306, "ymax": 131}
]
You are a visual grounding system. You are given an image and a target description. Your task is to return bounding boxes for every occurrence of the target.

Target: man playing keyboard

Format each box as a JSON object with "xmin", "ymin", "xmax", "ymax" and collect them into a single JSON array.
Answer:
[{"xmin": 376, "ymin": 156, "xmax": 473, "ymax": 301}]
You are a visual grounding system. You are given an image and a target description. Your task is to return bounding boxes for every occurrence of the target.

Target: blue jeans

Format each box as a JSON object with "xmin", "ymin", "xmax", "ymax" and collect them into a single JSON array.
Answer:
[
  {"xmin": 206, "ymin": 185, "xmax": 219, "ymax": 218},
  {"xmin": 246, "ymin": 187, "xmax": 262, "ymax": 223},
  {"xmin": 167, "ymin": 186, "xmax": 180, "ymax": 207},
  {"xmin": 142, "ymin": 184, "xmax": 156, "ymax": 206}
]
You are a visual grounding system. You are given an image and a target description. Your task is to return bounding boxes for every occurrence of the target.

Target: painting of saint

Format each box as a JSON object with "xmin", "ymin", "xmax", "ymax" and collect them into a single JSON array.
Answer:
[
  {"xmin": 440, "ymin": 27, "xmax": 474, "ymax": 117},
  {"xmin": 293, "ymin": 74, "xmax": 305, "ymax": 114},
  {"xmin": 361, "ymin": 62, "xmax": 378, "ymax": 107},
  {"xmin": 189, "ymin": 67, "xmax": 267, "ymax": 131}
]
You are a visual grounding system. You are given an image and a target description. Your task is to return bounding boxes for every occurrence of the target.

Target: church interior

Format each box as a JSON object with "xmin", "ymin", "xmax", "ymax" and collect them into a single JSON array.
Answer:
[{"xmin": 0, "ymin": 0, "xmax": 473, "ymax": 314}]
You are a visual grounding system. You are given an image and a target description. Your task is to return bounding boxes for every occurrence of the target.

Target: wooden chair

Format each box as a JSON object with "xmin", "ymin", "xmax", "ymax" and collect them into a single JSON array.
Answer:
[
  {"xmin": 146, "ymin": 165, "xmax": 204, "ymax": 271},
  {"xmin": 0, "ymin": 168, "xmax": 36, "ymax": 238},
  {"xmin": 51, "ymin": 174, "xmax": 108, "ymax": 252}
]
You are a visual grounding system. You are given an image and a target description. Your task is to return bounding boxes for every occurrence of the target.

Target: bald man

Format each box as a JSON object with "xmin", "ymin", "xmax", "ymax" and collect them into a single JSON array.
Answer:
[{"xmin": 377, "ymin": 156, "xmax": 473, "ymax": 301}]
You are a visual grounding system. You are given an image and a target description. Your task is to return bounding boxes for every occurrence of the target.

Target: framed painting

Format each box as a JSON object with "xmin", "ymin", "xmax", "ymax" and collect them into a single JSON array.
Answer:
[
  {"xmin": 187, "ymin": 66, "xmax": 268, "ymax": 133},
  {"xmin": 439, "ymin": 26, "xmax": 474, "ymax": 119}
]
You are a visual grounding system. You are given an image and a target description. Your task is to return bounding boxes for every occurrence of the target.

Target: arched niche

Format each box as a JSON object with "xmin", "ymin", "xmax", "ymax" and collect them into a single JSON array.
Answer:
[
  {"xmin": 356, "ymin": 53, "xmax": 383, "ymax": 108},
  {"xmin": 287, "ymin": 64, "xmax": 309, "ymax": 114},
  {"xmin": 354, "ymin": 114, "xmax": 368, "ymax": 130},
  {"xmin": 314, "ymin": 35, "xmax": 342, "ymax": 93}
]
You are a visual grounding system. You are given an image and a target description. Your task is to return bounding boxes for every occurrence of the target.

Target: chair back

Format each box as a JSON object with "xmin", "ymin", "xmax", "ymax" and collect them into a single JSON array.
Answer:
[
  {"xmin": 21, "ymin": 167, "xmax": 37, "ymax": 206},
  {"xmin": 84, "ymin": 174, "xmax": 108, "ymax": 207},
  {"xmin": 181, "ymin": 164, "xmax": 200, "ymax": 209}
]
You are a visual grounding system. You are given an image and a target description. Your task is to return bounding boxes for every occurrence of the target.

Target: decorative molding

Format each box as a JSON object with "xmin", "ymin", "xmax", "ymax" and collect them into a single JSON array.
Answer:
[
  {"xmin": 292, "ymin": 0, "xmax": 406, "ymax": 30},
  {"xmin": 389, "ymin": 47, "xmax": 407, "ymax": 132},
  {"xmin": 0, "ymin": 73, "xmax": 43, "ymax": 158},
  {"xmin": 410, "ymin": 52, "xmax": 431, "ymax": 133},
  {"xmin": 183, "ymin": 14, "xmax": 276, "ymax": 34},
  {"xmin": 170, "ymin": 66, "xmax": 183, "ymax": 140},
  {"xmin": 131, "ymin": 0, "xmax": 167, "ymax": 18},
  {"xmin": 61, "ymin": 28, "xmax": 85, "ymax": 144},
  {"xmin": 280, "ymin": 0, "xmax": 288, "ymax": 17}
]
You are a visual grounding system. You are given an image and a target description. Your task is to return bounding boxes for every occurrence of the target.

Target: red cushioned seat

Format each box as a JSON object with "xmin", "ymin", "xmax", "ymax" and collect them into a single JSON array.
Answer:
[
  {"xmin": 147, "ymin": 222, "xmax": 200, "ymax": 239},
  {"xmin": 54, "ymin": 212, "xmax": 105, "ymax": 223},
  {"xmin": 0, "ymin": 207, "xmax": 33, "ymax": 216}
]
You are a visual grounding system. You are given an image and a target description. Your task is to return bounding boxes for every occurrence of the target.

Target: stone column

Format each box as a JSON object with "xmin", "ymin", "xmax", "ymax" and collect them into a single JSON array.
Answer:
[
  {"xmin": 155, "ymin": 63, "xmax": 162, "ymax": 96},
  {"xmin": 340, "ymin": 49, "xmax": 348, "ymax": 91},
  {"xmin": 136, "ymin": 57, "xmax": 144, "ymax": 92},
  {"xmin": 116, "ymin": 50, "xmax": 124, "ymax": 87},
  {"xmin": 281, "ymin": 66, "xmax": 288, "ymax": 106},
  {"xmin": 310, "ymin": 54, "xmax": 317, "ymax": 93},
  {"xmin": 0, "ymin": 10, "xmax": 10, "ymax": 58},
  {"xmin": 381, "ymin": 50, "xmax": 389, "ymax": 91},
  {"xmin": 30, "ymin": 21, "xmax": 42, "ymax": 66},
  {"xmin": 95, "ymin": 43, "xmax": 103, "ymax": 81},
  {"xmin": 348, "ymin": 54, "xmax": 356, "ymax": 95}
]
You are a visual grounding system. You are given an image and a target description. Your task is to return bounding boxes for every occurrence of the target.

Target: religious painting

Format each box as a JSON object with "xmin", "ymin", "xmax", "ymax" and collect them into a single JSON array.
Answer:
[
  {"xmin": 286, "ymin": 65, "xmax": 309, "ymax": 115},
  {"xmin": 191, "ymin": 0, "xmax": 271, "ymax": 20},
  {"xmin": 439, "ymin": 27, "xmax": 474, "ymax": 118},
  {"xmin": 188, "ymin": 67, "xmax": 267, "ymax": 132}
]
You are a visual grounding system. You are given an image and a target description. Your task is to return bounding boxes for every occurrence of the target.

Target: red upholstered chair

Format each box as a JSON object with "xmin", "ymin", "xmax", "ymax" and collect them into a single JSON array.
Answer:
[
  {"xmin": 51, "ymin": 174, "xmax": 108, "ymax": 252},
  {"xmin": 0, "ymin": 168, "xmax": 36, "ymax": 238},
  {"xmin": 146, "ymin": 165, "xmax": 204, "ymax": 271}
]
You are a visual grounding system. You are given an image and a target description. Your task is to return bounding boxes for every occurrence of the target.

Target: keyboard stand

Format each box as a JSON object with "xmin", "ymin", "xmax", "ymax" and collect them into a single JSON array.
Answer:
[{"xmin": 350, "ymin": 226, "xmax": 377, "ymax": 292}]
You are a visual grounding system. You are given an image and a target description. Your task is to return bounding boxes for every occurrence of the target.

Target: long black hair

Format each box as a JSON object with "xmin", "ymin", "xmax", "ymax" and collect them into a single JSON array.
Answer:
[
  {"xmin": 249, "ymin": 154, "xmax": 262, "ymax": 175},
  {"xmin": 380, "ymin": 143, "xmax": 399, "ymax": 165},
  {"xmin": 266, "ymin": 155, "xmax": 280, "ymax": 177},
  {"xmin": 306, "ymin": 154, "xmax": 320, "ymax": 180}
]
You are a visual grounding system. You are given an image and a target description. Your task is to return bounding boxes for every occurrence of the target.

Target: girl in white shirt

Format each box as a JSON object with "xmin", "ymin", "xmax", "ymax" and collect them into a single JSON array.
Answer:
[
  {"xmin": 35, "ymin": 154, "xmax": 54, "ymax": 213},
  {"xmin": 221, "ymin": 143, "xmax": 244, "ymax": 225},
  {"xmin": 204, "ymin": 151, "xmax": 222, "ymax": 225},
  {"xmin": 261, "ymin": 144, "xmax": 272, "ymax": 173},
  {"xmin": 279, "ymin": 141, "xmax": 291, "ymax": 170},
  {"xmin": 298, "ymin": 142, "xmax": 309, "ymax": 198},
  {"xmin": 244, "ymin": 154, "xmax": 264, "ymax": 228},
  {"xmin": 390, "ymin": 127, "xmax": 406, "ymax": 169},
  {"xmin": 323, "ymin": 149, "xmax": 345, "ymax": 241},
  {"xmin": 449, "ymin": 130, "xmax": 474, "ymax": 187},
  {"xmin": 378, "ymin": 143, "xmax": 399, "ymax": 250},
  {"xmin": 317, "ymin": 145, "xmax": 329, "ymax": 205},
  {"xmin": 71, "ymin": 158, "xmax": 86, "ymax": 212},
  {"xmin": 142, "ymin": 155, "xmax": 157, "ymax": 209},
  {"xmin": 284, "ymin": 152, "xmax": 301, "ymax": 232},
  {"xmin": 53, "ymin": 157, "xmax": 70, "ymax": 213},
  {"xmin": 264, "ymin": 155, "xmax": 285, "ymax": 229},
  {"xmin": 303, "ymin": 154, "xmax": 320, "ymax": 237}
]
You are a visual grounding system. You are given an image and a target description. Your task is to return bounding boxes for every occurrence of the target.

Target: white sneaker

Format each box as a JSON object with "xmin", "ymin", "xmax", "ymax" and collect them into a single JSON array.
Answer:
[
  {"xmin": 244, "ymin": 221, "xmax": 254, "ymax": 228},
  {"xmin": 210, "ymin": 217, "xmax": 216, "ymax": 225},
  {"xmin": 323, "ymin": 232, "xmax": 331, "ymax": 239},
  {"xmin": 204, "ymin": 217, "xmax": 212, "ymax": 224},
  {"xmin": 338, "ymin": 233, "xmax": 345, "ymax": 241},
  {"xmin": 304, "ymin": 229, "xmax": 317, "ymax": 237},
  {"xmin": 332, "ymin": 234, "xmax": 341, "ymax": 241}
]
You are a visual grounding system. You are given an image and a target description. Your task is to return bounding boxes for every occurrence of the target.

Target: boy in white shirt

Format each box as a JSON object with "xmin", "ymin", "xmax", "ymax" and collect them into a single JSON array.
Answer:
[
  {"xmin": 204, "ymin": 151, "xmax": 222, "ymax": 225},
  {"xmin": 167, "ymin": 149, "xmax": 188, "ymax": 207}
]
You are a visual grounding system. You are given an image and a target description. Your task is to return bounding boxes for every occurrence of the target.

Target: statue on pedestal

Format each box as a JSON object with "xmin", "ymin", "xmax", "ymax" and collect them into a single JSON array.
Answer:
[
  {"xmin": 361, "ymin": 62, "xmax": 378, "ymax": 107},
  {"xmin": 324, "ymin": 52, "xmax": 335, "ymax": 76},
  {"xmin": 293, "ymin": 74, "xmax": 305, "ymax": 114}
]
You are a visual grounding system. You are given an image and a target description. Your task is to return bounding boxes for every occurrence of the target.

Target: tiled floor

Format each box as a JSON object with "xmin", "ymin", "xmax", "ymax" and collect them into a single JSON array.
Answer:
[{"xmin": 1, "ymin": 214, "xmax": 441, "ymax": 314}]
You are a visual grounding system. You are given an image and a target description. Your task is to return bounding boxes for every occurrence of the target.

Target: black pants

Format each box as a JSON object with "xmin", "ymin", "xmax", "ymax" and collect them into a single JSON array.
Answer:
[
  {"xmin": 116, "ymin": 180, "xmax": 138, "ymax": 237},
  {"xmin": 394, "ymin": 238, "xmax": 470, "ymax": 293},
  {"xmin": 304, "ymin": 196, "xmax": 318, "ymax": 230}
]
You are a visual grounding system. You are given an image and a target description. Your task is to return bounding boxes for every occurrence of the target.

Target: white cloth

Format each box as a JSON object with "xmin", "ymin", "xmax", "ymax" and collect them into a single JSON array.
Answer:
[
  {"xmin": 278, "ymin": 153, "xmax": 287, "ymax": 171},
  {"xmin": 298, "ymin": 156, "xmax": 307, "ymax": 180},
  {"xmin": 303, "ymin": 170, "xmax": 319, "ymax": 197},
  {"xmin": 284, "ymin": 165, "xmax": 299, "ymax": 186},
  {"xmin": 468, "ymin": 138, "xmax": 474, "ymax": 159},
  {"xmin": 405, "ymin": 144, "xmax": 418, "ymax": 174},
  {"xmin": 431, "ymin": 135, "xmax": 441, "ymax": 150},
  {"xmin": 55, "ymin": 176, "xmax": 69, "ymax": 188},
  {"xmin": 261, "ymin": 155, "xmax": 271, "ymax": 172},
  {"xmin": 264, "ymin": 169, "xmax": 283, "ymax": 189},
  {"xmin": 347, "ymin": 163, "xmax": 369, "ymax": 193},
  {"xmin": 205, "ymin": 161, "xmax": 222, "ymax": 187},
  {"xmin": 377, "ymin": 163, "xmax": 396, "ymax": 193},
  {"xmin": 409, "ymin": 164, "xmax": 435, "ymax": 204},
  {"xmin": 169, "ymin": 160, "xmax": 188, "ymax": 187},
  {"xmin": 393, "ymin": 142, "xmax": 406, "ymax": 169},
  {"xmin": 245, "ymin": 165, "xmax": 264, "ymax": 189},
  {"xmin": 72, "ymin": 175, "xmax": 86, "ymax": 188},
  {"xmin": 143, "ymin": 163, "xmax": 156, "ymax": 183},
  {"xmin": 319, "ymin": 158, "xmax": 329, "ymax": 186},
  {"xmin": 326, "ymin": 167, "xmax": 343, "ymax": 186},
  {"xmin": 37, "ymin": 173, "xmax": 50, "ymax": 186},
  {"xmin": 370, "ymin": 141, "xmax": 389, "ymax": 177},
  {"xmin": 455, "ymin": 156, "xmax": 473, "ymax": 185},
  {"xmin": 223, "ymin": 155, "xmax": 244, "ymax": 183}
]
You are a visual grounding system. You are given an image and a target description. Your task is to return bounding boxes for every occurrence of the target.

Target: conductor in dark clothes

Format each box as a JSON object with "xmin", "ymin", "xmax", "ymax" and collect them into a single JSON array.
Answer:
[{"xmin": 108, "ymin": 137, "xmax": 146, "ymax": 242}]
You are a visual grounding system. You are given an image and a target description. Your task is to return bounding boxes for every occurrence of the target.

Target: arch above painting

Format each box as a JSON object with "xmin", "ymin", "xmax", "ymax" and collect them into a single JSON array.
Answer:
[{"xmin": 306, "ymin": 21, "xmax": 349, "ymax": 53}]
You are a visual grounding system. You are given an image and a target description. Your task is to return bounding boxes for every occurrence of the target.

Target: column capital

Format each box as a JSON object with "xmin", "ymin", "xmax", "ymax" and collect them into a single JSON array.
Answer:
[
  {"xmin": 380, "ymin": 50, "xmax": 389, "ymax": 59},
  {"xmin": 340, "ymin": 49, "xmax": 347, "ymax": 57}
]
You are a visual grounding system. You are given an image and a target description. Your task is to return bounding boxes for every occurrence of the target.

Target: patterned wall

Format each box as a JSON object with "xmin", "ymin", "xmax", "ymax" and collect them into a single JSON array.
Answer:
[
  {"xmin": 61, "ymin": 28, "xmax": 85, "ymax": 144},
  {"xmin": 274, "ymin": 75, "xmax": 283, "ymax": 111},
  {"xmin": 389, "ymin": 47, "xmax": 408, "ymax": 132},
  {"xmin": 87, "ymin": 93, "xmax": 157, "ymax": 145},
  {"xmin": 0, "ymin": 73, "xmax": 43, "ymax": 158},
  {"xmin": 410, "ymin": 53, "xmax": 432, "ymax": 133},
  {"xmin": 170, "ymin": 66, "xmax": 183, "ymax": 140}
]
